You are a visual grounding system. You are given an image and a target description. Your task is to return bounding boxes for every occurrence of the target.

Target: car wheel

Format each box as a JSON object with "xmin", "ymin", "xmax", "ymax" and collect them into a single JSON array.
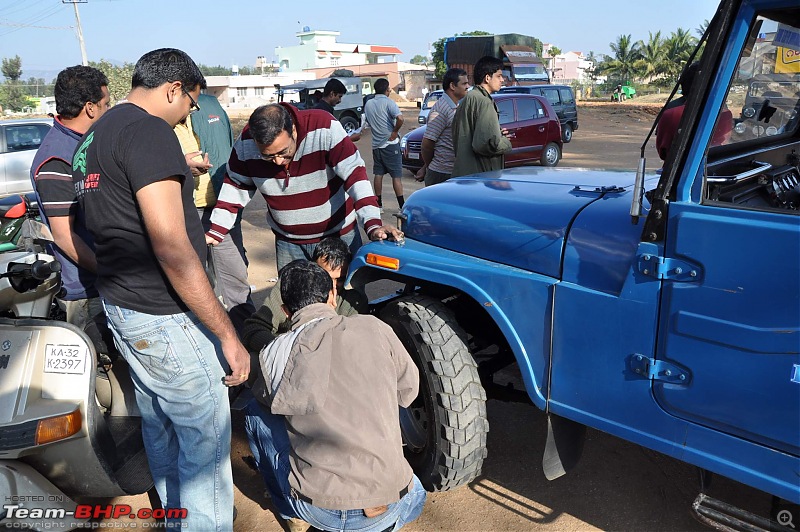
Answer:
[
  {"xmin": 339, "ymin": 116, "xmax": 359, "ymax": 134},
  {"xmin": 541, "ymin": 142, "xmax": 561, "ymax": 167},
  {"xmin": 562, "ymin": 123, "xmax": 573, "ymax": 143},
  {"xmin": 381, "ymin": 295, "xmax": 489, "ymax": 492}
]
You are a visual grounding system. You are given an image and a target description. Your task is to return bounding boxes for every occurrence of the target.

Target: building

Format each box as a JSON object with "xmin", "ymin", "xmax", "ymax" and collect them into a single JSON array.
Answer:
[
  {"xmin": 276, "ymin": 29, "xmax": 402, "ymax": 71},
  {"xmin": 543, "ymin": 44, "xmax": 595, "ymax": 84},
  {"xmin": 204, "ymin": 72, "xmax": 317, "ymax": 110}
]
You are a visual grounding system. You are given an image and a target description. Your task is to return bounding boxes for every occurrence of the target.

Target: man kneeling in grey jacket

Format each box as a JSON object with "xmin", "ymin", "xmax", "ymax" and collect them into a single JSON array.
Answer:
[{"xmin": 256, "ymin": 259, "xmax": 426, "ymax": 532}]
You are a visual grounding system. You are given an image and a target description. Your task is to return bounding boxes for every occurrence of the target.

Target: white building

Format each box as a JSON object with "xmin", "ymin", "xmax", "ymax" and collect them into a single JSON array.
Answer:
[
  {"xmin": 542, "ymin": 45, "xmax": 595, "ymax": 83},
  {"xmin": 204, "ymin": 72, "xmax": 317, "ymax": 110},
  {"xmin": 275, "ymin": 29, "xmax": 402, "ymax": 72}
]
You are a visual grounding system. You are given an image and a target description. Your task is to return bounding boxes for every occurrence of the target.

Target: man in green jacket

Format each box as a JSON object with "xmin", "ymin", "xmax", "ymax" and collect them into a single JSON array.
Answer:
[{"xmin": 451, "ymin": 56, "xmax": 512, "ymax": 177}]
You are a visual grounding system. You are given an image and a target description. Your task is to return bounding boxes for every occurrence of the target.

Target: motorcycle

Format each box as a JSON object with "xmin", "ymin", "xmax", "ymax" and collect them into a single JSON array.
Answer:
[{"xmin": 0, "ymin": 193, "xmax": 153, "ymax": 528}]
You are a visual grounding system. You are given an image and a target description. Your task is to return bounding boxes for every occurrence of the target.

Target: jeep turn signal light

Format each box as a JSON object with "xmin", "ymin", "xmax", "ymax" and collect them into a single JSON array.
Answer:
[
  {"xmin": 36, "ymin": 407, "xmax": 82, "ymax": 445},
  {"xmin": 366, "ymin": 253, "xmax": 400, "ymax": 270}
]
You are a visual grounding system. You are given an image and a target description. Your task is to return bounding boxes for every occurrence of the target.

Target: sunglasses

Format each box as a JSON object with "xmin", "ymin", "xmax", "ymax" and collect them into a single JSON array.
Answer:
[{"xmin": 183, "ymin": 89, "xmax": 200, "ymax": 114}]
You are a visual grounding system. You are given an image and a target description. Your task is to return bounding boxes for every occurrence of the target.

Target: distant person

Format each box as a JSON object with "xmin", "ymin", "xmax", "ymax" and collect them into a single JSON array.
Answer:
[
  {"xmin": 416, "ymin": 68, "xmax": 469, "ymax": 186},
  {"xmin": 656, "ymin": 62, "xmax": 732, "ymax": 160},
  {"xmin": 71, "ymin": 48, "xmax": 248, "ymax": 530},
  {"xmin": 29, "ymin": 65, "xmax": 110, "ymax": 347},
  {"xmin": 316, "ymin": 78, "xmax": 361, "ymax": 141},
  {"xmin": 252, "ymin": 259, "xmax": 426, "ymax": 532},
  {"xmin": 206, "ymin": 103, "xmax": 403, "ymax": 271},
  {"xmin": 363, "ymin": 78, "xmax": 405, "ymax": 210},
  {"xmin": 314, "ymin": 78, "xmax": 346, "ymax": 115},
  {"xmin": 451, "ymin": 56, "xmax": 512, "ymax": 177},
  {"xmin": 174, "ymin": 90, "xmax": 256, "ymax": 333}
]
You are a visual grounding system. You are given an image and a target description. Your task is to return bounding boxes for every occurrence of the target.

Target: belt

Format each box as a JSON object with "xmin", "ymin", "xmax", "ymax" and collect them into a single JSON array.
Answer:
[{"xmin": 290, "ymin": 481, "xmax": 411, "ymax": 507}]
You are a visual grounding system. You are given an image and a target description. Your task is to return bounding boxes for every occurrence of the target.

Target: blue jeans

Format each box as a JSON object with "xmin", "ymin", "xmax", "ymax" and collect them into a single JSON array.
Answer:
[
  {"xmin": 243, "ymin": 397, "xmax": 296, "ymax": 519},
  {"xmin": 103, "ymin": 303, "xmax": 234, "ymax": 531},
  {"xmin": 243, "ymin": 399, "xmax": 426, "ymax": 531},
  {"xmin": 275, "ymin": 229, "xmax": 362, "ymax": 271}
]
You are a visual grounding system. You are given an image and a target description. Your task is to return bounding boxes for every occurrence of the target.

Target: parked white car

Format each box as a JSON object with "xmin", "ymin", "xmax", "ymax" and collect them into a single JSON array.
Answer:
[{"xmin": 0, "ymin": 118, "xmax": 53, "ymax": 196}]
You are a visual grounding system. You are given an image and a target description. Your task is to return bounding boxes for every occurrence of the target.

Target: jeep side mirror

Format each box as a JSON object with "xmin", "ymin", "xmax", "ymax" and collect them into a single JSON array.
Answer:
[{"xmin": 417, "ymin": 101, "xmax": 421, "ymax": 108}]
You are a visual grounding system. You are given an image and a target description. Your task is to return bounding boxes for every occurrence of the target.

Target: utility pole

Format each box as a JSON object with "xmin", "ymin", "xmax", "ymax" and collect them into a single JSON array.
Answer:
[{"xmin": 62, "ymin": 0, "xmax": 88, "ymax": 66}]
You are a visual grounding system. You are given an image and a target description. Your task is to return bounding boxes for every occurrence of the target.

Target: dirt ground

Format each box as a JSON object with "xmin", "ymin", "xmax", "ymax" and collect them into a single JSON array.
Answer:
[{"xmin": 102, "ymin": 102, "xmax": 775, "ymax": 531}]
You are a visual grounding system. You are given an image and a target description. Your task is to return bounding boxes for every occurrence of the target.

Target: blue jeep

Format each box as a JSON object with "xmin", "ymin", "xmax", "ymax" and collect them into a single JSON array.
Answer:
[{"xmin": 349, "ymin": 0, "xmax": 800, "ymax": 525}]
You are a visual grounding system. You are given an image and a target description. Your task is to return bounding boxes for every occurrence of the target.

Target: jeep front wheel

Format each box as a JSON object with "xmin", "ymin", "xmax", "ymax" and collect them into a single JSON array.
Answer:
[{"xmin": 381, "ymin": 295, "xmax": 489, "ymax": 492}]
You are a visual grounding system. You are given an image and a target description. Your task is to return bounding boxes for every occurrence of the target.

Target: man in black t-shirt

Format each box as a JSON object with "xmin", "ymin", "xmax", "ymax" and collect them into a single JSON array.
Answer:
[{"xmin": 72, "ymin": 48, "xmax": 248, "ymax": 531}]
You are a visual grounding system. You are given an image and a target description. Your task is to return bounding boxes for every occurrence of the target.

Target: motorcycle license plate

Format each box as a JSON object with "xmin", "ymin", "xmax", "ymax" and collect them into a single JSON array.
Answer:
[{"xmin": 44, "ymin": 344, "xmax": 88, "ymax": 375}]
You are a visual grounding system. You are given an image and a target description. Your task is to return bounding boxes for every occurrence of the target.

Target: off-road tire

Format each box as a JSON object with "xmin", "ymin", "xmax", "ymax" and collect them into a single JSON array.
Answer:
[
  {"xmin": 381, "ymin": 295, "xmax": 488, "ymax": 492},
  {"xmin": 339, "ymin": 115, "xmax": 359, "ymax": 134},
  {"xmin": 562, "ymin": 123, "xmax": 573, "ymax": 143}
]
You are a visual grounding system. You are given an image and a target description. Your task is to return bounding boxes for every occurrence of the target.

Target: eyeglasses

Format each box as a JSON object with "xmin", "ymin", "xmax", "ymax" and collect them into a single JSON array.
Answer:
[
  {"xmin": 183, "ymin": 89, "xmax": 200, "ymax": 114},
  {"xmin": 260, "ymin": 136, "xmax": 295, "ymax": 163}
]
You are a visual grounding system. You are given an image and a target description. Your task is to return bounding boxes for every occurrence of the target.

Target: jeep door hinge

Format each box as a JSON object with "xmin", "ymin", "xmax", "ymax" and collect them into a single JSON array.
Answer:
[
  {"xmin": 629, "ymin": 354, "xmax": 691, "ymax": 385},
  {"xmin": 638, "ymin": 254, "xmax": 702, "ymax": 281}
]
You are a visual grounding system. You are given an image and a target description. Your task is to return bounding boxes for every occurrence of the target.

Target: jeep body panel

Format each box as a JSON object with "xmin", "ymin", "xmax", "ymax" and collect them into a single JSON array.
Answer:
[{"xmin": 351, "ymin": 0, "xmax": 800, "ymax": 505}]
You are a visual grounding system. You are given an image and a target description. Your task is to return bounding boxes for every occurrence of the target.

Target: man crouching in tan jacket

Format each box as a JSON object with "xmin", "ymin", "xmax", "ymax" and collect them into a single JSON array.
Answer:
[{"xmin": 254, "ymin": 259, "xmax": 426, "ymax": 532}]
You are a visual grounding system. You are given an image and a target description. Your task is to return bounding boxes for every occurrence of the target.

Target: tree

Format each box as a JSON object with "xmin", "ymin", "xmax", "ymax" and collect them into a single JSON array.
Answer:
[
  {"xmin": 547, "ymin": 45, "xmax": 562, "ymax": 75},
  {"xmin": 662, "ymin": 28, "xmax": 697, "ymax": 85},
  {"xmin": 0, "ymin": 55, "xmax": 29, "ymax": 112},
  {"xmin": 89, "ymin": 59, "xmax": 135, "ymax": 102},
  {"xmin": 239, "ymin": 65, "xmax": 254, "ymax": 76},
  {"xmin": 600, "ymin": 34, "xmax": 642, "ymax": 85},
  {"xmin": 636, "ymin": 31, "xmax": 666, "ymax": 82},
  {"xmin": 199, "ymin": 64, "xmax": 233, "ymax": 76},
  {"xmin": 410, "ymin": 54, "xmax": 428, "ymax": 65}
]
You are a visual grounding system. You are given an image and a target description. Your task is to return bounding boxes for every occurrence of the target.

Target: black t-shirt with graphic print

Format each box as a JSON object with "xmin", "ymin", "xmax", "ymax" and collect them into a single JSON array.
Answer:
[{"xmin": 72, "ymin": 103, "xmax": 206, "ymax": 315}]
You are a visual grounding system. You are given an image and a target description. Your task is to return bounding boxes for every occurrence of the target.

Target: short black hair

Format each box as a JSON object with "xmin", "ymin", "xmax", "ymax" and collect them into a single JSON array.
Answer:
[
  {"xmin": 248, "ymin": 104, "xmax": 293, "ymax": 146},
  {"xmin": 323, "ymin": 79, "xmax": 347, "ymax": 97},
  {"xmin": 374, "ymin": 78, "xmax": 390, "ymax": 95},
  {"xmin": 54, "ymin": 65, "xmax": 108, "ymax": 119},
  {"xmin": 131, "ymin": 48, "xmax": 204, "ymax": 92},
  {"xmin": 473, "ymin": 56, "xmax": 504, "ymax": 86},
  {"xmin": 280, "ymin": 260, "xmax": 333, "ymax": 314},
  {"xmin": 442, "ymin": 68, "xmax": 467, "ymax": 92},
  {"xmin": 312, "ymin": 237, "xmax": 351, "ymax": 271}
]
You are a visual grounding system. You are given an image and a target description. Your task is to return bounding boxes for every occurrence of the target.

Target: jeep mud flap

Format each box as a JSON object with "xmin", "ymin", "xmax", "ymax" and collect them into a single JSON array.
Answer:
[{"xmin": 542, "ymin": 413, "xmax": 586, "ymax": 481}]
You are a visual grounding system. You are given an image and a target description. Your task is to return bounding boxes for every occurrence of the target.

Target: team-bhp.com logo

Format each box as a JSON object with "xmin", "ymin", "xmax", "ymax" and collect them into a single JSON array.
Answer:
[{"xmin": 3, "ymin": 503, "xmax": 187, "ymax": 528}]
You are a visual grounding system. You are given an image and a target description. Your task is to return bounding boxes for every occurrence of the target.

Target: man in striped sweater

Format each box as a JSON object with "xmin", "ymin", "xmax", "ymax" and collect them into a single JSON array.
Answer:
[{"xmin": 206, "ymin": 103, "xmax": 402, "ymax": 269}]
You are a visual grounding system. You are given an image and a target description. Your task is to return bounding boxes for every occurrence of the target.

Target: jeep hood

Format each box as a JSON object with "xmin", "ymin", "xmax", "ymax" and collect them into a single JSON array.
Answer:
[{"xmin": 403, "ymin": 167, "xmax": 644, "ymax": 278}]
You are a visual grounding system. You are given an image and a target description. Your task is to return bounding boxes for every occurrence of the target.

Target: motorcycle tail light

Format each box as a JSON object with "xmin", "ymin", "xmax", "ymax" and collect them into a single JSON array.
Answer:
[
  {"xmin": 36, "ymin": 407, "xmax": 82, "ymax": 445},
  {"xmin": 366, "ymin": 253, "xmax": 400, "ymax": 270}
]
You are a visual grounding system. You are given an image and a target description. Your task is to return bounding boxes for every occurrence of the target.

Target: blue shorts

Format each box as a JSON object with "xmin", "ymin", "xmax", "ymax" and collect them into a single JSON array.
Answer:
[{"xmin": 372, "ymin": 144, "xmax": 403, "ymax": 178}]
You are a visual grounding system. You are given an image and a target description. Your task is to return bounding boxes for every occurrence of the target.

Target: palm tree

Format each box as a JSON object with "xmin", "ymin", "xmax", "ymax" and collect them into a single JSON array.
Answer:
[
  {"xmin": 636, "ymin": 31, "xmax": 665, "ymax": 83},
  {"xmin": 663, "ymin": 28, "xmax": 698, "ymax": 84},
  {"xmin": 600, "ymin": 34, "xmax": 642, "ymax": 85},
  {"xmin": 547, "ymin": 46, "xmax": 562, "ymax": 76}
]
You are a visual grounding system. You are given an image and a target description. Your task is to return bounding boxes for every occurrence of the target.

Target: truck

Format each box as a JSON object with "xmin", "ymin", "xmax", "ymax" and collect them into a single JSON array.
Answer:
[
  {"xmin": 350, "ymin": 0, "xmax": 800, "ymax": 528},
  {"xmin": 444, "ymin": 34, "xmax": 549, "ymax": 85},
  {"xmin": 276, "ymin": 76, "xmax": 365, "ymax": 133}
]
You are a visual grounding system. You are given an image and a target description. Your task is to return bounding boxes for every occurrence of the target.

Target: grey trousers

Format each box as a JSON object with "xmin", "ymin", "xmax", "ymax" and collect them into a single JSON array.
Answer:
[{"xmin": 199, "ymin": 208, "xmax": 256, "ymax": 335}]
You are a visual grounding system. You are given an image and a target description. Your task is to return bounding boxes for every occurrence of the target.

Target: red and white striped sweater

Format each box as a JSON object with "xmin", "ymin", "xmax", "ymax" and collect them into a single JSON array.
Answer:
[{"xmin": 207, "ymin": 104, "xmax": 381, "ymax": 244}]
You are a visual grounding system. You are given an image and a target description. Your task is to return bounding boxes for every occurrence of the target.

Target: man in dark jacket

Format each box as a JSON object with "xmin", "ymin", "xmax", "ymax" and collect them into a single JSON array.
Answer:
[{"xmin": 451, "ymin": 56, "xmax": 512, "ymax": 177}]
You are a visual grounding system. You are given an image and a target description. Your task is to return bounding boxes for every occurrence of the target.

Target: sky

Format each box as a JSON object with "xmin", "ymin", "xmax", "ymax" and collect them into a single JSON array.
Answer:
[{"xmin": 0, "ymin": 0, "xmax": 720, "ymax": 80}]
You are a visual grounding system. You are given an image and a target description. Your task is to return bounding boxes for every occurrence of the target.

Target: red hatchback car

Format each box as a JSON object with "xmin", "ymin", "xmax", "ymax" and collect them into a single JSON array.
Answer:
[{"xmin": 401, "ymin": 93, "xmax": 563, "ymax": 173}]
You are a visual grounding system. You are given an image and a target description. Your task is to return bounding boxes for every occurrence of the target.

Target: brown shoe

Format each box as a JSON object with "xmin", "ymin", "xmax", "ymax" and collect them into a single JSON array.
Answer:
[{"xmin": 284, "ymin": 517, "xmax": 311, "ymax": 532}]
